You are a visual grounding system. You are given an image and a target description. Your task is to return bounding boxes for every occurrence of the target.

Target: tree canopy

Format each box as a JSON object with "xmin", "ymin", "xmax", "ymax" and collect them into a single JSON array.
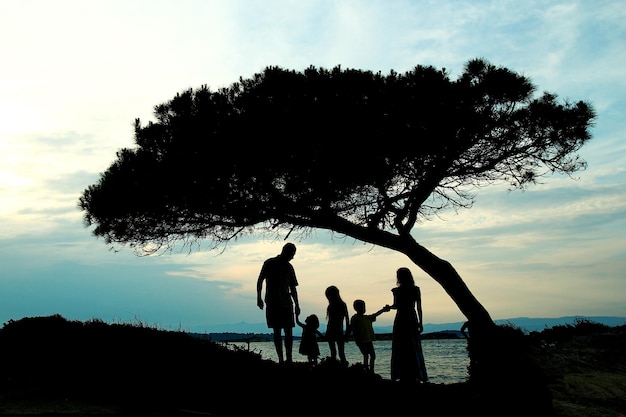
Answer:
[{"xmin": 79, "ymin": 58, "xmax": 595, "ymax": 334}]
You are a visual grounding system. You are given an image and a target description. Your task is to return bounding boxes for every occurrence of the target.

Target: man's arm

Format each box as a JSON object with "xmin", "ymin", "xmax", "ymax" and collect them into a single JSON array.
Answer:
[
  {"xmin": 256, "ymin": 274, "xmax": 264, "ymax": 309},
  {"xmin": 290, "ymin": 285, "xmax": 300, "ymax": 317}
]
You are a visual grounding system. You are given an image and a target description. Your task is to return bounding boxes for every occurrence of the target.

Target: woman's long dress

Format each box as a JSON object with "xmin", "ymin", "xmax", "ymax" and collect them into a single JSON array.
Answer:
[{"xmin": 390, "ymin": 285, "xmax": 428, "ymax": 382}]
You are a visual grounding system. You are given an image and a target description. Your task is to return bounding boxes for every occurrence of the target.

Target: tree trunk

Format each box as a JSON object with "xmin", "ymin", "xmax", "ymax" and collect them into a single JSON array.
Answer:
[
  {"xmin": 325, "ymin": 218, "xmax": 496, "ymax": 334},
  {"xmin": 397, "ymin": 235, "xmax": 496, "ymax": 334}
]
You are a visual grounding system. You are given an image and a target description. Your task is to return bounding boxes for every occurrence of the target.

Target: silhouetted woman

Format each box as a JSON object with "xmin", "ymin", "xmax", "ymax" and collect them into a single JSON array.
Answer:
[{"xmin": 387, "ymin": 267, "xmax": 428, "ymax": 383}]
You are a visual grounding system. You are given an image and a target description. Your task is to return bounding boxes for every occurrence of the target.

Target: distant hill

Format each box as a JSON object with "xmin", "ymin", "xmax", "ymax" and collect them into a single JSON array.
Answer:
[
  {"xmin": 197, "ymin": 316, "xmax": 626, "ymax": 337},
  {"xmin": 375, "ymin": 315, "xmax": 626, "ymax": 334},
  {"xmin": 196, "ymin": 330, "xmax": 465, "ymax": 342},
  {"xmin": 494, "ymin": 316, "xmax": 626, "ymax": 332},
  {"xmin": 193, "ymin": 332, "xmax": 274, "ymax": 342}
]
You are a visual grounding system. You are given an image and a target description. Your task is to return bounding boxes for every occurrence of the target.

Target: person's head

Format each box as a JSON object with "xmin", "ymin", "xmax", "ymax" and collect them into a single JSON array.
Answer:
[
  {"xmin": 305, "ymin": 314, "xmax": 320, "ymax": 329},
  {"xmin": 353, "ymin": 299, "xmax": 366, "ymax": 314},
  {"xmin": 280, "ymin": 243, "xmax": 296, "ymax": 260},
  {"xmin": 325, "ymin": 285, "xmax": 341, "ymax": 302},
  {"xmin": 396, "ymin": 267, "xmax": 415, "ymax": 287}
]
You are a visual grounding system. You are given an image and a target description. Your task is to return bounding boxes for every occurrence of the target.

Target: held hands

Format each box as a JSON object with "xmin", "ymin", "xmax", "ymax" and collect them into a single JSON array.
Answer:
[{"xmin": 383, "ymin": 304, "xmax": 391, "ymax": 312}]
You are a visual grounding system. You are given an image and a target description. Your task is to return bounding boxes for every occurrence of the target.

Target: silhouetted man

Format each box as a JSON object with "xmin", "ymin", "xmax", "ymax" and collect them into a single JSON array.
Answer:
[{"xmin": 256, "ymin": 243, "xmax": 301, "ymax": 364}]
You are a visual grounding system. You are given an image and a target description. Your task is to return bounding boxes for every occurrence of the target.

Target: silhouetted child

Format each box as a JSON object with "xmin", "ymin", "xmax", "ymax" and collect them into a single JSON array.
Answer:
[
  {"xmin": 324, "ymin": 285, "xmax": 350, "ymax": 365},
  {"xmin": 296, "ymin": 313, "xmax": 323, "ymax": 365},
  {"xmin": 346, "ymin": 299, "xmax": 390, "ymax": 373}
]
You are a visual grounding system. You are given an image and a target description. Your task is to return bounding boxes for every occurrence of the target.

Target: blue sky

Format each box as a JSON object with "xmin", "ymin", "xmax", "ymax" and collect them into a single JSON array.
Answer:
[{"xmin": 1, "ymin": 0, "xmax": 625, "ymax": 333}]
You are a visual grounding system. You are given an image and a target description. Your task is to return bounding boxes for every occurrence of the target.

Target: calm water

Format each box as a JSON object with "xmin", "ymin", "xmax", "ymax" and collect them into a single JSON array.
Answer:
[{"xmin": 232, "ymin": 338, "xmax": 470, "ymax": 384}]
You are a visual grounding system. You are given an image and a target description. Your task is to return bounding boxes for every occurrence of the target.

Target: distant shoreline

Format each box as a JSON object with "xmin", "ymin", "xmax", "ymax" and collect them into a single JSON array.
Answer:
[
  {"xmin": 196, "ymin": 315, "xmax": 626, "ymax": 339},
  {"xmin": 194, "ymin": 329, "xmax": 465, "ymax": 343},
  {"xmin": 197, "ymin": 315, "xmax": 626, "ymax": 342}
]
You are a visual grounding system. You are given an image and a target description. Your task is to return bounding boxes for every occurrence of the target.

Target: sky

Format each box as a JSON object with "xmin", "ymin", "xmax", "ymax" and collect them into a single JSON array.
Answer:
[{"xmin": 1, "ymin": 0, "xmax": 625, "ymax": 334}]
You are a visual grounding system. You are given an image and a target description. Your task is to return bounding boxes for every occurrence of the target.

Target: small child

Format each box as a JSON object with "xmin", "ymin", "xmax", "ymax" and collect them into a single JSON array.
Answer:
[
  {"xmin": 346, "ymin": 299, "xmax": 390, "ymax": 373},
  {"xmin": 296, "ymin": 313, "xmax": 323, "ymax": 365}
]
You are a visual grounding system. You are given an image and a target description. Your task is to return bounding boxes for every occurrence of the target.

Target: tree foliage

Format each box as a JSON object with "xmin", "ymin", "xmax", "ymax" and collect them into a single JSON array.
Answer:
[
  {"xmin": 79, "ymin": 57, "xmax": 596, "ymax": 352},
  {"xmin": 80, "ymin": 58, "xmax": 594, "ymax": 256}
]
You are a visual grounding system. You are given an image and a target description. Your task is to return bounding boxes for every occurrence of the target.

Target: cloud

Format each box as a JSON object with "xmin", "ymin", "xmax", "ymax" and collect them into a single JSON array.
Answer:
[{"xmin": 1, "ymin": 0, "xmax": 624, "ymax": 331}]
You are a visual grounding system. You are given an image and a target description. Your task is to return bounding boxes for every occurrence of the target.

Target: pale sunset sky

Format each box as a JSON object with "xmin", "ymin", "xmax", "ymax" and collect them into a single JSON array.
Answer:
[{"xmin": 1, "ymin": 0, "xmax": 624, "ymax": 333}]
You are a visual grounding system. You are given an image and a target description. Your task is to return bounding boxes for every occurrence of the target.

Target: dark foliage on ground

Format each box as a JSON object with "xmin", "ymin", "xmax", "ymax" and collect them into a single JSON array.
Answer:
[
  {"xmin": 0, "ymin": 315, "xmax": 622, "ymax": 417},
  {"xmin": 527, "ymin": 319, "xmax": 626, "ymax": 417}
]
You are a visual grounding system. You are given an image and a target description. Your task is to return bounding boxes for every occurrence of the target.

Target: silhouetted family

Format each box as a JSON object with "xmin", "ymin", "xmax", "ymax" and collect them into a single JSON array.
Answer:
[{"xmin": 256, "ymin": 243, "xmax": 429, "ymax": 383}]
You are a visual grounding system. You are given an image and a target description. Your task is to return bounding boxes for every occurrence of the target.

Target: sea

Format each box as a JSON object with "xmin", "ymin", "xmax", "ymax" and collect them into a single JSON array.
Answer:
[{"xmin": 230, "ymin": 338, "xmax": 470, "ymax": 384}]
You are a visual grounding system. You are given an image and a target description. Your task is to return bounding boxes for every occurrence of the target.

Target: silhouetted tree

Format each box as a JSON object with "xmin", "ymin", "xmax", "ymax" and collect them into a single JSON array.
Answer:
[{"xmin": 79, "ymin": 58, "xmax": 595, "ymax": 342}]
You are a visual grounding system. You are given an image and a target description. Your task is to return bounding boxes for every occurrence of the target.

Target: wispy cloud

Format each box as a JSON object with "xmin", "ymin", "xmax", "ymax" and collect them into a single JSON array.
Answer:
[{"xmin": 0, "ymin": 0, "xmax": 624, "ymax": 330}]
